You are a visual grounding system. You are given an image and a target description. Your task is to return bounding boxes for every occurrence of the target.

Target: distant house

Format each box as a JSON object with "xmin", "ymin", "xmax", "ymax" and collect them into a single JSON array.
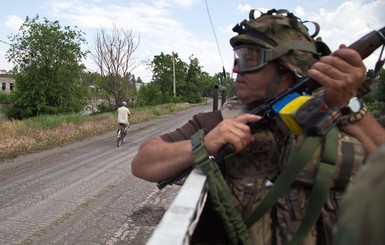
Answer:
[{"xmin": 0, "ymin": 70, "xmax": 14, "ymax": 94}]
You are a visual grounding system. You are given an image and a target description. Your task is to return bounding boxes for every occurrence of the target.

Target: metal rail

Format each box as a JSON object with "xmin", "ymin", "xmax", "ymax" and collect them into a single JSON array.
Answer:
[{"xmin": 146, "ymin": 168, "xmax": 208, "ymax": 245}]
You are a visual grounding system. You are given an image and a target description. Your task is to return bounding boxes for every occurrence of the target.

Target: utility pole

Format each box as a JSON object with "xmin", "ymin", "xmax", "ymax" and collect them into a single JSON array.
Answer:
[{"xmin": 172, "ymin": 52, "xmax": 176, "ymax": 96}]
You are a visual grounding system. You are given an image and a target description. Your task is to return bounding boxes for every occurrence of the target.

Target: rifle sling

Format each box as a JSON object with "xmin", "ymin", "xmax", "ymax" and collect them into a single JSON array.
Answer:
[
  {"xmin": 192, "ymin": 127, "xmax": 338, "ymax": 244},
  {"xmin": 192, "ymin": 129, "xmax": 252, "ymax": 245}
]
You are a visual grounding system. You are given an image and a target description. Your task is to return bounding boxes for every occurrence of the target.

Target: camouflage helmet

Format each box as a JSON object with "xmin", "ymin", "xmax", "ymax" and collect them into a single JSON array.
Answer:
[{"xmin": 230, "ymin": 9, "xmax": 326, "ymax": 76}]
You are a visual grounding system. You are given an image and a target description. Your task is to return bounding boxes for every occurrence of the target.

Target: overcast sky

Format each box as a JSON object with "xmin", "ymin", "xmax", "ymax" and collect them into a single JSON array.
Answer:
[{"xmin": 0, "ymin": 0, "xmax": 383, "ymax": 82}]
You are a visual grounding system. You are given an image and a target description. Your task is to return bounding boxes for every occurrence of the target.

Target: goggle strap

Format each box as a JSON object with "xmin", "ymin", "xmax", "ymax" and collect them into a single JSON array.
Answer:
[{"xmin": 266, "ymin": 40, "xmax": 318, "ymax": 61}]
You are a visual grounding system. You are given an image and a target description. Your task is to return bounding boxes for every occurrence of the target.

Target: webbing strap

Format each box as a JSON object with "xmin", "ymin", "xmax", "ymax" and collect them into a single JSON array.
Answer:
[
  {"xmin": 335, "ymin": 142, "xmax": 355, "ymax": 189},
  {"xmin": 244, "ymin": 135, "xmax": 322, "ymax": 227},
  {"xmin": 193, "ymin": 126, "xmax": 338, "ymax": 244},
  {"xmin": 245, "ymin": 127, "xmax": 338, "ymax": 238},
  {"xmin": 192, "ymin": 130, "xmax": 252, "ymax": 245},
  {"xmin": 288, "ymin": 127, "xmax": 338, "ymax": 244},
  {"xmin": 266, "ymin": 40, "xmax": 318, "ymax": 61},
  {"xmin": 245, "ymin": 126, "xmax": 338, "ymax": 245},
  {"xmin": 266, "ymin": 65, "xmax": 283, "ymax": 98}
]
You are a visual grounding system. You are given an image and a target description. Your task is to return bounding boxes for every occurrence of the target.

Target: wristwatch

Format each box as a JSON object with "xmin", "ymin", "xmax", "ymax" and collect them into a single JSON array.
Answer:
[
  {"xmin": 338, "ymin": 97, "xmax": 368, "ymax": 127},
  {"xmin": 340, "ymin": 97, "xmax": 362, "ymax": 115}
]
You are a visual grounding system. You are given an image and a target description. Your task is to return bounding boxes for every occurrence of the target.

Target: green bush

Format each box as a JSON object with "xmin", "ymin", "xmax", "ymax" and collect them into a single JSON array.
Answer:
[{"xmin": 0, "ymin": 93, "xmax": 11, "ymax": 103}]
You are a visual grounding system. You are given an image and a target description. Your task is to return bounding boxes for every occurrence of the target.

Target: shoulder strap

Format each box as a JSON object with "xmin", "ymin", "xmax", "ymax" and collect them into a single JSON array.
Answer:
[
  {"xmin": 193, "ymin": 126, "xmax": 338, "ymax": 244},
  {"xmin": 288, "ymin": 127, "xmax": 338, "ymax": 244},
  {"xmin": 244, "ymin": 133, "xmax": 322, "ymax": 227}
]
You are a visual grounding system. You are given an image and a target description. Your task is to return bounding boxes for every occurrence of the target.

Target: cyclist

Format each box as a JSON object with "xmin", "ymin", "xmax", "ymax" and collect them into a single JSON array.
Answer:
[{"xmin": 117, "ymin": 101, "xmax": 132, "ymax": 136}]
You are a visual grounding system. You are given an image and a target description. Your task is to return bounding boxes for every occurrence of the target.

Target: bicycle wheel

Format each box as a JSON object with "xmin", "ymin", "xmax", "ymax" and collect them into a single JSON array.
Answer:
[{"xmin": 117, "ymin": 128, "xmax": 123, "ymax": 147}]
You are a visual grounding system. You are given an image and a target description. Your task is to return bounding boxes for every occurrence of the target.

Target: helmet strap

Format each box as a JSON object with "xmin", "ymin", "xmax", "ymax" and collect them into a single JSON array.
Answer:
[
  {"xmin": 265, "ymin": 63, "xmax": 284, "ymax": 98},
  {"xmin": 265, "ymin": 40, "xmax": 318, "ymax": 61}
]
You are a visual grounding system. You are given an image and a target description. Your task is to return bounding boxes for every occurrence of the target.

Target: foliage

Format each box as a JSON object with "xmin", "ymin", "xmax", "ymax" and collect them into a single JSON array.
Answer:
[
  {"xmin": 0, "ymin": 93, "xmax": 11, "ymax": 104},
  {"xmin": 374, "ymin": 68, "xmax": 385, "ymax": 103},
  {"xmin": 97, "ymin": 102, "xmax": 114, "ymax": 113},
  {"xmin": 363, "ymin": 68, "xmax": 385, "ymax": 119},
  {"xmin": 149, "ymin": 52, "xmax": 188, "ymax": 102},
  {"xmin": 5, "ymin": 15, "xmax": 89, "ymax": 119},
  {"xmin": 183, "ymin": 55, "xmax": 214, "ymax": 103},
  {"xmin": 367, "ymin": 100, "xmax": 384, "ymax": 119},
  {"xmin": 136, "ymin": 83, "xmax": 165, "ymax": 106},
  {"xmin": 138, "ymin": 52, "xmax": 220, "ymax": 105}
]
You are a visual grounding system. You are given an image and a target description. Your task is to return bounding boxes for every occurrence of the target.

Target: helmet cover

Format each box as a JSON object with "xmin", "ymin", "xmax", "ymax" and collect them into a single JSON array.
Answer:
[{"xmin": 230, "ymin": 9, "xmax": 324, "ymax": 75}]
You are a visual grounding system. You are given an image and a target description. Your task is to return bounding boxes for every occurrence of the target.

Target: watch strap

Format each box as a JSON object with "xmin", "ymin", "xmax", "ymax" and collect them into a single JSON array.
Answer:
[
  {"xmin": 340, "ymin": 97, "xmax": 361, "ymax": 116},
  {"xmin": 339, "ymin": 106, "xmax": 351, "ymax": 116},
  {"xmin": 338, "ymin": 103, "xmax": 368, "ymax": 127}
]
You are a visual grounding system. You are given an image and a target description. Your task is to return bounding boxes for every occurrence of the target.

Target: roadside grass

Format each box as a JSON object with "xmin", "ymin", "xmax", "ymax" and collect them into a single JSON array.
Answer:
[{"xmin": 0, "ymin": 102, "xmax": 197, "ymax": 161}]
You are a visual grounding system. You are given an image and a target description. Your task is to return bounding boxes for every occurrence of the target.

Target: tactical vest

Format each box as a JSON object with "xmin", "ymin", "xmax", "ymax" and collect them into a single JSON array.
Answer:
[{"xmin": 220, "ymin": 97, "xmax": 366, "ymax": 245}]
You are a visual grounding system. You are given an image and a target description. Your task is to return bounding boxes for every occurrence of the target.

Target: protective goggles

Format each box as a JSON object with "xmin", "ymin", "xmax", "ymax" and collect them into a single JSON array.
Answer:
[{"xmin": 234, "ymin": 45, "xmax": 269, "ymax": 72}]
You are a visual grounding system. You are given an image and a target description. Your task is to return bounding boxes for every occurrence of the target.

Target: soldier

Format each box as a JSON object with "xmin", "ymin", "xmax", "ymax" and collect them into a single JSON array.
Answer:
[{"xmin": 132, "ymin": 9, "xmax": 385, "ymax": 244}]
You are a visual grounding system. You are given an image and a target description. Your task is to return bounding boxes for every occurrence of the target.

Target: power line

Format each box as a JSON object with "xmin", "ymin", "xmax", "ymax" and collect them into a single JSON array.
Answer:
[
  {"xmin": 205, "ymin": 0, "xmax": 226, "ymax": 79},
  {"xmin": 0, "ymin": 39, "xmax": 10, "ymax": 45}
]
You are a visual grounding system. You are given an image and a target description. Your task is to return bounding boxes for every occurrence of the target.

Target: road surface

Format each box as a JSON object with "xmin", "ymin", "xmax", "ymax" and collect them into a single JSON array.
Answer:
[{"xmin": 0, "ymin": 103, "xmax": 213, "ymax": 245}]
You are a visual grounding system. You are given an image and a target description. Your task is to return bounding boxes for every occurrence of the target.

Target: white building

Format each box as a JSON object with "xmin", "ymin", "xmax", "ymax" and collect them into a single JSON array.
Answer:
[{"xmin": 0, "ymin": 71, "xmax": 14, "ymax": 94}]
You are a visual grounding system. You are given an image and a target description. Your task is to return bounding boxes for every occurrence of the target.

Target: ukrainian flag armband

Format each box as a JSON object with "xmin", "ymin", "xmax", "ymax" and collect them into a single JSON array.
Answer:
[{"xmin": 191, "ymin": 129, "xmax": 210, "ymax": 164}]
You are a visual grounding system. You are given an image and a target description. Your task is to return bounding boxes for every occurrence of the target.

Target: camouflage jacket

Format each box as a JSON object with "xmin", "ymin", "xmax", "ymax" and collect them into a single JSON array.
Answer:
[
  {"xmin": 221, "ymin": 97, "xmax": 365, "ymax": 245},
  {"xmin": 160, "ymin": 97, "xmax": 366, "ymax": 245}
]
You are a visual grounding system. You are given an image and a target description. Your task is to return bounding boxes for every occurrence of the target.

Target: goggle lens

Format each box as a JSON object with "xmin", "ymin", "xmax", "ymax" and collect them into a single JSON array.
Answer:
[{"xmin": 234, "ymin": 45, "xmax": 267, "ymax": 72}]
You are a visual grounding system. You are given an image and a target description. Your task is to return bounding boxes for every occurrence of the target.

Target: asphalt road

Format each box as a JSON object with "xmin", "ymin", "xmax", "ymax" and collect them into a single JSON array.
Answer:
[{"xmin": 0, "ymin": 103, "xmax": 213, "ymax": 245}]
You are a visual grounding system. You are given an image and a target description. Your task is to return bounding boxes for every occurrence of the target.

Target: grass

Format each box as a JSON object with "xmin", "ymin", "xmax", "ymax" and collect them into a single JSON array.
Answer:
[{"xmin": 0, "ymin": 102, "xmax": 198, "ymax": 161}]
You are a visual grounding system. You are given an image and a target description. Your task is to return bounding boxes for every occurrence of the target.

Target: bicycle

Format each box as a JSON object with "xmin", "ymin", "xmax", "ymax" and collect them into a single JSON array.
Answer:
[{"xmin": 117, "ymin": 123, "xmax": 127, "ymax": 147}]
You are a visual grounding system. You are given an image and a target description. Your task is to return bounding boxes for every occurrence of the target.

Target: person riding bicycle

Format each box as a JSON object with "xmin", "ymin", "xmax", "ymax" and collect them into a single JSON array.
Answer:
[{"xmin": 117, "ymin": 101, "xmax": 132, "ymax": 135}]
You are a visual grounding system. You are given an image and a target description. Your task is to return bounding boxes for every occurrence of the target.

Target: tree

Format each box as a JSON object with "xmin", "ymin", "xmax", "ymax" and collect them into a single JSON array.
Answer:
[
  {"xmin": 182, "ymin": 55, "xmax": 207, "ymax": 103},
  {"xmin": 148, "ymin": 52, "xmax": 188, "ymax": 103},
  {"xmin": 91, "ymin": 23, "xmax": 140, "ymax": 108},
  {"xmin": 139, "ymin": 51, "xmax": 226, "ymax": 106},
  {"xmin": 370, "ymin": 68, "xmax": 385, "ymax": 118},
  {"xmin": 136, "ymin": 83, "xmax": 163, "ymax": 106},
  {"xmin": 362, "ymin": 68, "xmax": 385, "ymax": 119},
  {"xmin": 5, "ymin": 15, "xmax": 89, "ymax": 119}
]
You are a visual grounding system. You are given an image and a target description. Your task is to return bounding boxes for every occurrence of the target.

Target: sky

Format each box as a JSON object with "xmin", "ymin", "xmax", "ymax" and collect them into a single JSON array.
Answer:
[{"xmin": 0, "ymin": 0, "xmax": 384, "ymax": 83}]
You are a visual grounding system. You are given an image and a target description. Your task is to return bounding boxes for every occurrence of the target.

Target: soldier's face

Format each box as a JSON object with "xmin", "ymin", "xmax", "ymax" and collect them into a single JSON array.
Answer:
[{"xmin": 233, "ymin": 61, "xmax": 284, "ymax": 104}]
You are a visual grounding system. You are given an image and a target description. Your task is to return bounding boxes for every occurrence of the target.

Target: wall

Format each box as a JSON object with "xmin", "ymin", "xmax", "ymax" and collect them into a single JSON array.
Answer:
[{"xmin": 0, "ymin": 73, "xmax": 15, "ymax": 94}]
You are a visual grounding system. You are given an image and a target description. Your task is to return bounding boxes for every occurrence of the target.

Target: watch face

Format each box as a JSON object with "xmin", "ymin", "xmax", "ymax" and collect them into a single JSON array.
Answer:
[{"xmin": 349, "ymin": 97, "xmax": 361, "ymax": 113}]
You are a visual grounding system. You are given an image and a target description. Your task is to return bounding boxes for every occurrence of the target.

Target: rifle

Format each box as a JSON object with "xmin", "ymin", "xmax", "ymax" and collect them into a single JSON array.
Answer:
[
  {"xmin": 158, "ymin": 27, "xmax": 385, "ymax": 188},
  {"xmin": 252, "ymin": 27, "xmax": 385, "ymax": 128},
  {"xmin": 218, "ymin": 26, "xmax": 385, "ymax": 157}
]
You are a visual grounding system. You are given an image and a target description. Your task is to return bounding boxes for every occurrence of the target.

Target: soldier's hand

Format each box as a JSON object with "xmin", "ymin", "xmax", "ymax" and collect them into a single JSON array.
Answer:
[
  {"xmin": 203, "ymin": 114, "xmax": 261, "ymax": 156},
  {"xmin": 307, "ymin": 44, "xmax": 365, "ymax": 108}
]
